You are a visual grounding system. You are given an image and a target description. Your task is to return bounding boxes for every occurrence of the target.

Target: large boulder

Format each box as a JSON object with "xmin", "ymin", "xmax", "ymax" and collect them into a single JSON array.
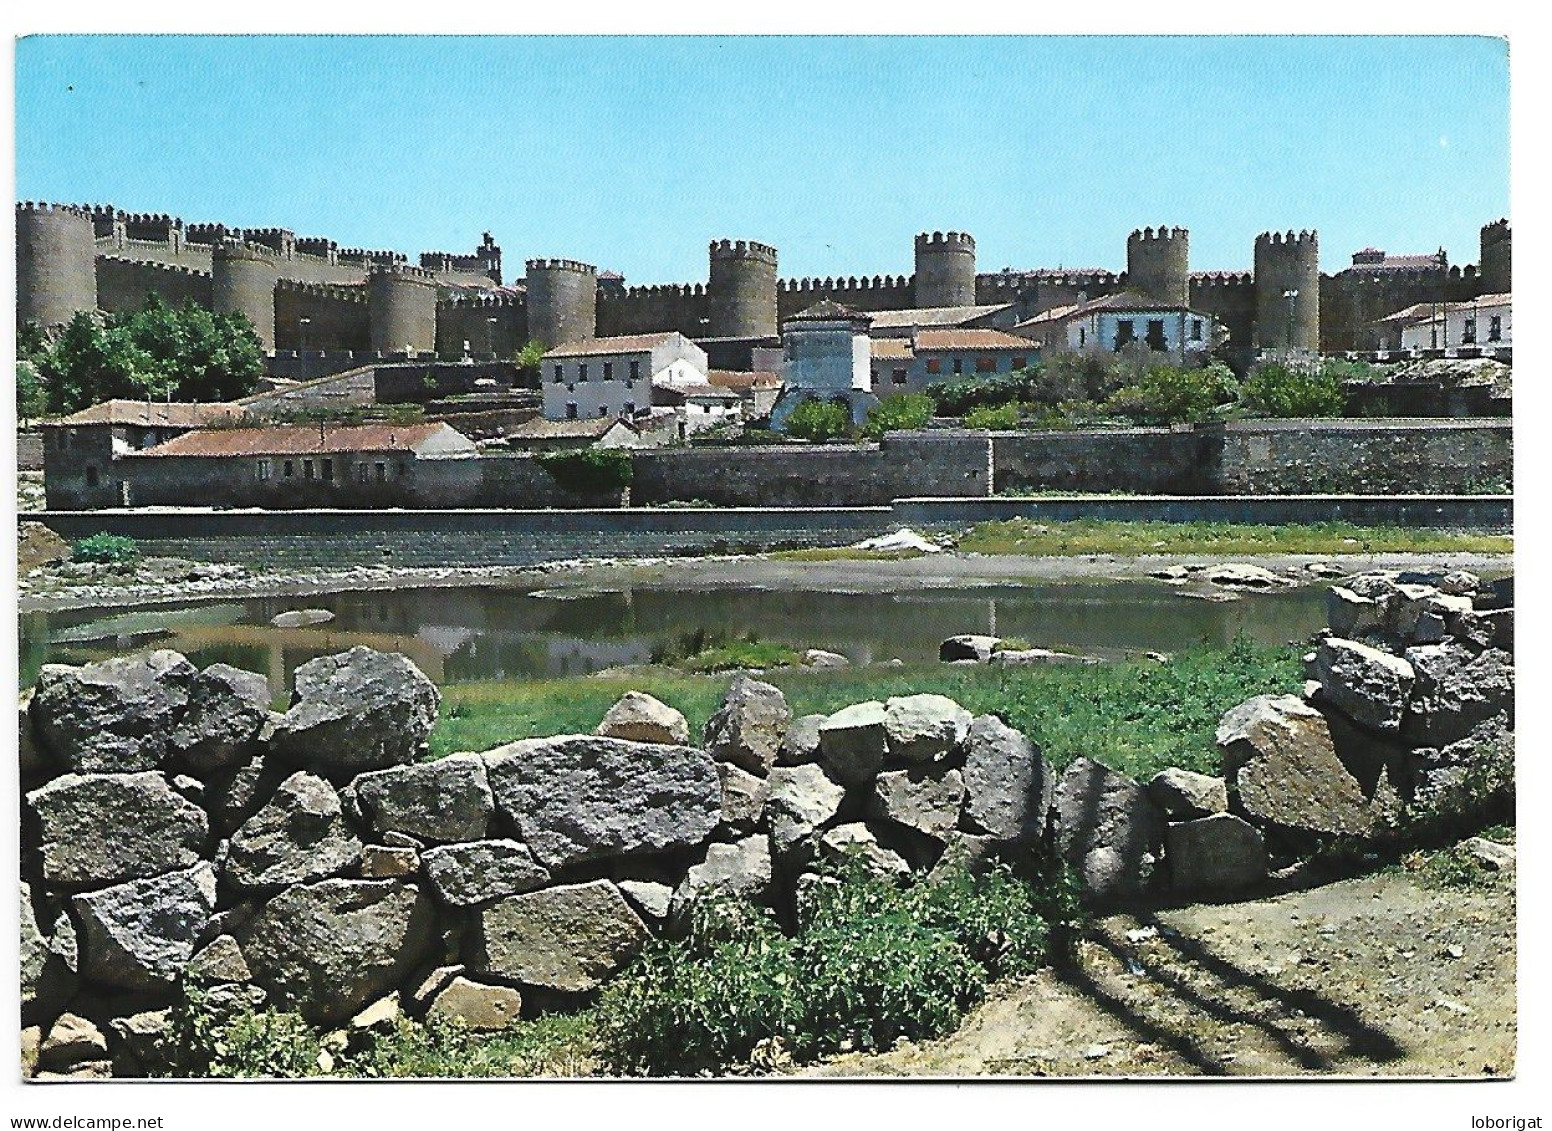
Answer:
[
  {"xmin": 28, "ymin": 771, "xmax": 208, "ymax": 887},
  {"xmin": 1167, "ymin": 814, "xmax": 1267, "ymax": 897},
  {"xmin": 1217, "ymin": 694, "xmax": 1397, "ymax": 838},
  {"xmin": 1146, "ymin": 768, "xmax": 1228, "ymax": 820},
  {"xmin": 883, "ymin": 694, "xmax": 972, "ymax": 765},
  {"xmin": 353, "ymin": 752, "xmax": 494, "ymax": 844},
  {"xmin": 20, "ymin": 882, "xmax": 47, "ymax": 1006},
  {"xmin": 30, "ymin": 651, "xmax": 197, "ymax": 773},
  {"xmin": 1401, "ymin": 644, "xmax": 1515, "ymax": 747},
  {"xmin": 940, "ymin": 635, "xmax": 999, "ymax": 663},
  {"xmin": 485, "ymin": 735, "xmax": 719, "ymax": 871},
  {"xmin": 816, "ymin": 822, "xmax": 911, "ymax": 878},
  {"xmin": 19, "ymin": 690, "xmax": 49, "ymax": 780},
  {"xmin": 420, "ymin": 840, "xmax": 551, "ymax": 907},
  {"xmin": 239, "ymin": 879, "xmax": 435, "ymax": 1025},
  {"xmin": 717, "ymin": 761, "xmax": 770, "ymax": 834},
  {"xmin": 428, "ymin": 977, "xmax": 523, "ymax": 1032},
  {"xmin": 670, "ymin": 834, "xmax": 774, "ymax": 919},
  {"xmin": 39, "ymin": 1013, "xmax": 108, "ymax": 1073},
  {"xmin": 168, "ymin": 664, "xmax": 271, "ymax": 772},
  {"xmin": 766, "ymin": 763, "xmax": 846, "ymax": 861},
  {"xmin": 1313, "ymin": 637, "xmax": 1414, "ymax": 733},
  {"xmin": 224, "ymin": 771, "xmax": 363, "ymax": 890},
  {"xmin": 596, "ymin": 691, "xmax": 690, "ymax": 746},
  {"xmin": 267, "ymin": 647, "xmax": 440, "ymax": 777},
  {"xmin": 960, "ymin": 715, "xmax": 1052, "ymax": 843},
  {"xmin": 204, "ymin": 753, "xmax": 289, "ymax": 837},
  {"xmin": 1327, "ymin": 585, "xmax": 1384, "ymax": 640},
  {"xmin": 867, "ymin": 768, "xmax": 965, "ymax": 841},
  {"xmin": 777, "ymin": 713, "xmax": 826, "ymax": 766},
  {"xmin": 702, "ymin": 674, "xmax": 791, "ymax": 776},
  {"xmin": 70, "ymin": 863, "xmax": 217, "ymax": 992},
  {"xmin": 472, "ymin": 880, "xmax": 649, "ymax": 993},
  {"xmin": 1052, "ymin": 758, "xmax": 1166, "ymax": 900},
  {"xmin": 818, "ymin": 701, "xmax": 889, "ymax": 786}
]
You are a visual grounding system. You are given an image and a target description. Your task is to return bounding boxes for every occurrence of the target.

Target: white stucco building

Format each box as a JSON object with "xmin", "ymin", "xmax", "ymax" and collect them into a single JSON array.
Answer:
[
  {"xmin": 1015, "ymin": 292, "xmax": 1219, "ymax": 362},
  {"xmin": 868, "ymin": 329, "xmax": 1037, "ymax": 394},
  {"xmin": 769, "ymin": 301, "xmax": 879, "ymax": 429},
  {"xmin": 541, "ymin": 331, "xmax": 709, "ymax": 420},
  {"xmin": 1380, "ymin": 293, "xmax": 1512, "ymax": 352}
]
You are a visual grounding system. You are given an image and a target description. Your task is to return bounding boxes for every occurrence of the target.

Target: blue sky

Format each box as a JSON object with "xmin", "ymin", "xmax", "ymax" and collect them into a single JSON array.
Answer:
[{"xmin": 15, "ymin": 35, "xmax": 1509, "ymax": 282}]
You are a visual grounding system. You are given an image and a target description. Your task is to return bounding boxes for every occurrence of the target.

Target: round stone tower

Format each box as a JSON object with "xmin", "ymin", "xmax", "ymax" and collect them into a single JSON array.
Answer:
[
  {"xmin": 1479, "ymin": 219, "xmax": 1511, "ymax": 293},
  {"xmin": 212, "ymin": 240, "xmax": 279, "ymax": 352},
  {"xmin": 708, "ymin": 239, "xmax": 778, "ymax": 338},
  {"xmin": 524, "ymin": 258, "xmax": 598, "ymax": 349},
  {"xmin": 16, "ymin": 202, "xmax": 98, "ymax": 329},
  {"xmin": 913, "ymin": 231, "xmax": 977, "ymax": 309},
  {"xmin": 1253, "ymin": 230, "xmax": 1321, "ymax": 352},
  {"xmin": 368, "ymin": 265, "xmax": 439, "ymax": 354},
  {"xmin": 1126, "ymin": 225, "xmax": 1190, "ymax": 307}
]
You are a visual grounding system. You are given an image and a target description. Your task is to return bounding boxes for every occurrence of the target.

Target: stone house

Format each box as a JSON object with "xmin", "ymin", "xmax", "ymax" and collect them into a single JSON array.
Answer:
[
  {"xmin": 868, "ymin": 329, "xmax": 1037, "ymax": 395},
  {"xmin": 540, "ymin": 332, "xmax": 709, "ymax": 422},
  {"xmin": 504, "ymin": 416, "xmax": 647, "ymax": 452},
  {"xmin": 1015, "ymin": 292, "xmax": 1219, "ymax": 363}
]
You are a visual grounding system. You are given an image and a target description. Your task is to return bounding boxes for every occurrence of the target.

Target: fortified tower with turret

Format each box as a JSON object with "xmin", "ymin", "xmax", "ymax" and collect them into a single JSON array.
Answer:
[
  {"xmin": 17, "ymin": 202, "xmax": 98, "ymax": 328},
  {"xmin": 525, "ymin": 258, "xmax": 598, "ymax": 349},
  {"xmin": 1254, "ymin": 230, "xmax": 1321, "ymax": 352},
  {"xmin": 367, "ymin": 264, "xmax": 439, "ymax": 354},
  {"xmin": 1480, "ymin": 219, "xmax": 1511, "ymax": 294},
  {"xmin": 708, "ymin": 239, "xmax": 778, "ymax": 338},
  {"xmin": 212, "ymin": 240, "xmax": 280, "ymax": 351},
  {"xmin": 1126, "ymin": 226, "xmax": 1190, "ymax": 307},
  {"xmin": 913, "ymin": 231, "xmax": 977, "ymax": 308}
]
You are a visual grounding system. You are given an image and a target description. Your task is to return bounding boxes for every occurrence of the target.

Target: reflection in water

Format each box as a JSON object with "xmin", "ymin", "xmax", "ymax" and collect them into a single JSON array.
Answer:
[{"xmin": 20, "ymin": 581, "xmax": 1332, "ymax": 693}]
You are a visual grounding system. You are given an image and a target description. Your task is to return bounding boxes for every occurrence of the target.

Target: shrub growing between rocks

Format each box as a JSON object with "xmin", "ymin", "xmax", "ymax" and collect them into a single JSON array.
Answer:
[{"xmin": 71, "ymin": 533, "xmax": 141, "ymax": 566}]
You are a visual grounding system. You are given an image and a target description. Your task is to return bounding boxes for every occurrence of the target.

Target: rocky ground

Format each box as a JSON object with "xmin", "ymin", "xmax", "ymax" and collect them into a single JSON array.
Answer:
[{"xmin": 809, "ymin": 861, "xmax": 1516, "ymax": 1078}]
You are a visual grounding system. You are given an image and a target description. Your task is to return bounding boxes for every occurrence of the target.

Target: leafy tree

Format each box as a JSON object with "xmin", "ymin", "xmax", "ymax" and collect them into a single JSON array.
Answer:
[
  {"xmin": 784, "ymin": 398, "xmax": 852, "ymax": 442},
  {"xmin": 536, "ymin": 448, "xmax": 634, "ymax": 493},
  {"xmin": 515, "ymin": 340, "xmax": 547, "ymax": 376},
  {"xmin": 861, "ymin": 392, "xmax": 934, "ymax": 438},
  {"xmin": 16, "ymin": 360, "xmax": 48, "ymax": 421},
  {"xmin": 1104, "ymin": 361, "xmax": 1239, "ymax": 425},
  {"xmin": 963, "ymin": 402, "xmax": 1022, "ymax": 430},
  {"xmin": 1239, "ymin": 361, "xmax": 1345, "ymax": 418}
]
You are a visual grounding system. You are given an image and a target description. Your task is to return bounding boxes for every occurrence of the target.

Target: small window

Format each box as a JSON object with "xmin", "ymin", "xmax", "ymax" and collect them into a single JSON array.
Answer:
[
  {"xmin": 1146, "ymin": 320, "xmax": 1166, "ymax": 350},
  {"xmin": 891, "ymin": 368, "xmax": 908, "ymax": 385},
  {"xmin": 553, "ymin": 365, "xmax": 563, "ymax": 383},
  {"xmin": 1463, "ymin": 317, "xmax": 1477, "ymax": 345},
  {"xmin": 975, "ymin": 356, "xmax": 996, "ymax": 373},
  {"xmin": 1489, "ymin": 315, "xmax": 1502, "ymax": 342},
  {"xmin": 358, "ymin": 463, "xmax": 370, "ymax": 483},
  {"xmin": 283, "ymin": 460, "xmax": 295, "ymax": 478},
  {"xmin": 1190, "ymin": 319, "xmax": 1203, "ymax": 342},
  {"xmin": 322, "ymin": 459, "xmax": 334, "ymax": 482},
  {"xmin": 602, "ymin": 362, "xmax": 613, "ymax": 381},
  {"xmin": 1115, "ymin": 320, "xmax": 1135, "ymax": 348},
  {"xmin": 629, "ymin": 360, "xmax": 641, "ymax": 380},
  {"xmin": 565, "ymin": 402, "xmax": 578, "ymax": 420},
  {"xmin": 599, "ymin": 405, "xmax": 609, "ymax": 418},
  {"xmin": 578, "ymin": 363, "xmax": 588, "ymax": 382},
  {"xmin": 1012, "ymin": 356, "xmax": 1027, "ymax": 370},
  {"xmin": 1078, "ymin": 326, "xmax": 1087, "ymax": 346},
  {"xmin": 926, "ymin": 358, "xmax": 942, "ymax": 375},
  {"xmin": 258, "ymin": 459, "xmax": 272, "ymax": 481},
  {"xmin": 396, "ymin": 461, "xmax": 406, "ymax": 477},
  {"xmin": 303, "ymin": 459, "xmax": 315, "ymax": 480},
  {"xmin": 376, "ymin": 462, "xmax": 387, "ymax": 482},
  {"xmin": 952, "ymin": 358, "xmax": 963, "ymax": 375}
]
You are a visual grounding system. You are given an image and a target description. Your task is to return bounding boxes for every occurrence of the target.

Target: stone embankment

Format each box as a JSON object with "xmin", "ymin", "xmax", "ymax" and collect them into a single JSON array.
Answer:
[{"xmin": 18, "ymin": 567, "xmax": 1512, "ymax": 1077}]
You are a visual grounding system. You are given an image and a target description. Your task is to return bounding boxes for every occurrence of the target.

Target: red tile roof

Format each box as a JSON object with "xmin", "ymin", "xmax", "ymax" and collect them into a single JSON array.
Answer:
[
  {"xmin": 912, "ymin": 329, "xmax": 1035, "ymax": 351},
  {"xmin": 124, "ymin": 421, "xmax": 465, "ymax": 458},
  {"xmin": 46, "ymin": 400, "xmax": 246, "ymax": 428},
  {"xmin": 543, "ymin": 332, "xmax": 683, "ymax": 358}
]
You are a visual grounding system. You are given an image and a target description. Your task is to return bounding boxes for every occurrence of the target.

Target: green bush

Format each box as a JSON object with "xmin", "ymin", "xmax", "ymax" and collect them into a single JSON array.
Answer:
[
  {"xmin": 595, "ymin": 860, "xmax": 1076, "ymax": 1075},
  {"xmin": 964, "ymin": 402, "xmax": 1022, "ymax": 430},
  {"xmin": 72, "ymin": 532, "xmax": 141, "ymax": 566},
  {"xmin": 861, "ymin": 393, "xmax": 934, "ymax": 438},
  {"xmin": 784, "ymin": 398, "xmax": 852, "ymax": 442},
  {"xmin": 1239, "ymin": 361, "xmax": 1345, "ymax": 418},
  {"xmin": 1105, "ymin": 361, "xmax": 1239, "ymax": 425},
  {"xmin": 165, "ymin": 990, "xmax": 324, "ymax": 1079},
  {"xmin": 535, "ymin": 448, "xmax": 633, "ymax": 493}
]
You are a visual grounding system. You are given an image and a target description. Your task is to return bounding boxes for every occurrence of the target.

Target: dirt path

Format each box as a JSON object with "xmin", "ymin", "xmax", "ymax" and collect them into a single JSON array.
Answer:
[{"xmin": 806, "ymin": 868, "xmax": 1515, "ymax": 1078}]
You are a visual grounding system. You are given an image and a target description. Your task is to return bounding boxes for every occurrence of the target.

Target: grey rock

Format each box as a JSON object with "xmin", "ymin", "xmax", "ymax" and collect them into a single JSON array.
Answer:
[
  {"xmin": 1314, "ymin": 637, "xmax": 1414, "ymax": 732},
  {"xmin": 350, "ymin": 995, "xmax": 402, "ymax": 1033},
  {"xmin": 776, "ymin": 713, "xmax": 826, "ymax": 766},
  {"xmin": 428, "ymin": 977, "xmax": 523, "ymax": 1031},
  {"xmin": 360, "ymin": 845, "xmax": 420, "ymax": 878},
  {"xmin": 596, "ymin": 690, "xmax": 691, "ymax": 745},
  {"xmin": 185, "ymin": 934, "xmax": 252, "ymax": 986},
  {"xmin": 204, "ymin": 753, "xmax": 288, "ymax": 837},
  {"xmin": 940, "ymin": 635, "xmax": 999, "ymax": 663},
  {"xmin": 201, "ymin": 982, "xmax": 269, "ymax": 1019},
  {"xmin": 1327, "ymin": 585, "xmax": 1383, "ymax": 639},
  {"xmin": 883, "ymin": 694, "xmax": 972, "ymax": 764},
  {"xmin": 485, "ymin": 734, "xmax": 719, "ymax": 871},
  {"xmin": 1407, "ymin": 724, "xmax": 1514, "ymax": 829},
  {"xmin": 472, "ymin": 880, "xmax": 649, "ymax": 993},
  {"xmin": 1217, "ymin": 694, "xmax": 1396, "ymax": 838},
  {"xmin": 927, "ymin": 831, "xmax": 1005, "ymax": 882},
  {"xmin": 867, "ymin": 768, "xmax": 965, "ymax": 841},
  {"xmin": 71, "ymin": 863, "xmax": 217, "ymax": 992},
  {"xmin": 169, "ymin": 664, "xmax": 271, "ymax": 771},
  {"xmin": 818, "ymin": 701, "xmax": 889, "ymax": 786},
  {"xmin": 988, "ymin": 648, "xmax": 1092, "ymax": 666},
  {"xmin": 239, "ymin": 878, "xmax": 435, "ymax": 1025},
  {"xmin": 30, "ymin": 651, "xmax": 197, "ymax": 773},
  {"xmin": 1461, "ymin": 837, "xmax": 1515, "ymax": 873},
  {"xmin": 801, "ymin": 648, "xmax": 851, "ymax": 669},
  {"xmin": 268, "ymin": 647, "xmax": 440, "ymax": 777},
  {"xmin": 421, "ymin": 839, "xmax": 551, "ymax": 906},
  {"xmin": 816, "ymin": 823, "xmax": 911, "ymax": 878},
  {"xmin": 1167, "ymin": 814, "xmax": 1267, "ymax": 896},
  {"xmin": 718, "ymin": 761, "xmax": 770, "ymax": 834},
  {"xmin": 269, "ymin": 608, "xmax": 335, "ymax": 628},
  {"xmin": 108, "ymin": 1008, "xmax": 174, "ymax": 1076},
  {"xmin": 1202, "ymin": 563, "xmax": 1289, "ymax": 590},
  {"xmin": 1402, "ymin": 644, "xmax": 1515, "ymax": 747},
  {"xmin": 1053, "ymin": 758, "xmax": 1166, "ymax": 900},
  {"xmin": 616, "ymin": 880, "xmax": 674, "ymax": 921},
  {"xmin": 407, "ymin": 963, "xmax": 465, "ymax": 1012},
  {"xmin": 671, "ymin": 834, "xmax": 774, "ymax": 919},
  {"xmin": 225, "ymin": 771, "xmax": 363, "ymax": 890},
  {"xmin": 19, "ymin": 689, "xmax": 50, "ymax": 779},
  {"xmin": 48, "ymin": 911, "xmax": 78, "ymax": 974},
  {"xmin": 1147, "ymin": 768, "xmax": 1228, "ymax": 819},
  {"xmin": 28, "ymin": 771, "xmax": 207, "ymax": 887},
  {"xmin": 20, "ymin": 883, "xmax": 46, "ymax": 1005},
  {"xmin": 703, "ymin": 674, "xmax": 791, "ymax": 776},
  {"xmin": 1445, "ymin": 606, "xmax": 1514, "ymax": 654},
  {"xmin": 382, "ymin": 830, "xmax": 425, "ymax": 850},
  {"xmin": 961, "ymin": 715, "xmax": 1052, "ymax": 843},
  {"xmin": 766, "ymin": 763, "xmax": 846, "ymax": 861},
  {"xmin": 39, "ymin": 1012, "xmax": 108, "ymax": 1072},
  {"xmin": 353, "ymin": 752, "xmax": 494, "ymax": 844}
]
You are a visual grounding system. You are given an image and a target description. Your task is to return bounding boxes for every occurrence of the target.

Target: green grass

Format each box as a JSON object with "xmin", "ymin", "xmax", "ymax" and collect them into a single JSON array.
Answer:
[
  {"xmin": 433, "ymin": 636, "xmax": 1303, "ymax": 780},
  {"xmin": 954, "ymin": 518, "xmax": 1512, "ymax": 557}
]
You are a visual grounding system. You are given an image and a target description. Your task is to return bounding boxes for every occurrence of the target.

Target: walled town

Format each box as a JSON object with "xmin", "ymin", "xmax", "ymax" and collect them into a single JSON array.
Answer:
[{"xmin": 15, "ymin": 196, "xmax": 1515, "ymax": 1081}]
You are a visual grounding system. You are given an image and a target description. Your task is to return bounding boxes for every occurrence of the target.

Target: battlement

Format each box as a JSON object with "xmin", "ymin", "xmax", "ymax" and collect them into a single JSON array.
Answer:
[
  {"xmin": 1128, "ymin": 225, "xmax": 1188, "ymax": 243},
  {"xmin": 1190, "ymin": 271, "xmax": 1255, "ymax": 287},
  {"xmin": 439, "ymin": 290, "xmax": 524, "ymax": 309},
  {"xmin": 602, "ymin": 281, "xmax": 706, "ymax": 301},
  {"xmin": 709, "ymin": 239, "xmax": 778, "ymax": 264},
  {"xmin": 369, "ymin": 263, "xmax": 438, "ymax": 285},
  {"xmin": 16, "ymin": 201, "xmax": 94, "ymax": 219},
  {"xmin": 296, "ymin": 237, "xmax": 339, "ymax": 257},
  {"xmin": 778, "ymin": 274, "xmax": 912, "ymax": 294},
  {"xmin": 213, "ymin": 239, "xmax": 281, "ymax": 264},
  {"xmin": 184, "ymin": 223, "xmax": 239, "ymax": 245},
  {"xmin": 96, "ymin": 254, "xmax": 210, "ymax": 280},
  {"xmin": 1481, "ymin": 218, "xmax": 1511, "ymax": 243},
  {"xmin": 915, "ymin": 231, "xmax": 976, "ymax": 251},
  {"xmin": 339, "ymin": 247, "xmax": 408, "ymax": 266},
  {"xmin": 526, "ymin": 257, "xmax": 596, "ymax": 275},
  {"xmin": 1256, "ymin": 229, "xmax": 1319, "ymax": 250},
  {"xmin": 274, "ymin": 278, "xmax": 369, "ymax": 304}
]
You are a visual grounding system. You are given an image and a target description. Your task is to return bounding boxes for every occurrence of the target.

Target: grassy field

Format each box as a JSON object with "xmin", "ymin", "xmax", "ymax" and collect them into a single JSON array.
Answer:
[
  {"xmin": 432, "ymin": 636, "xmax": 1303, "ymax": 781},
  {"xmin": 774, "ymin": 518, "xmax": 1511, "ymax": 561}
]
